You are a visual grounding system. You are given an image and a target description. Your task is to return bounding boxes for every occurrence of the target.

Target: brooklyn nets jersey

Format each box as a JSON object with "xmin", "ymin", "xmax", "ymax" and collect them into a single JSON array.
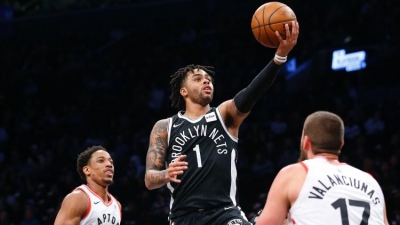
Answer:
[
  {"xmin": 76, "ymin": 185, "xmax": 122, "ymax": 225},
  {"xmin": 288, "ymin": 157, "xmax": 385, "ymax": 225},
  {"xmin": 166, "ymin": 107, "xmax": 239, "ymax": 218}
]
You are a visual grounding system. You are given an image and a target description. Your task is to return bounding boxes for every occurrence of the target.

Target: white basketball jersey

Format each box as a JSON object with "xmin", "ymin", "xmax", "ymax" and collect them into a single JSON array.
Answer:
[
  {"xmin": 77, "ymin": 185, "xmax": 122, "ymax": 225},
  {"xmin": 288, "ymin": 157, "xmax": 385, "ymax": 225}
]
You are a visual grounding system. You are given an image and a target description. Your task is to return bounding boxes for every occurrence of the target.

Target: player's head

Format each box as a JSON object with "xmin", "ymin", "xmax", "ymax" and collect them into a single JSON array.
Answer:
[
  {"xmin": 299, "ymin": 111, "xmax": 344, "ymax": 161},
  {"xmin": 170, "ymin": 64, "xmax": 215, "ymax": 110},
  {"xmin": 77, "ymin": 145, "xmax": 114, "ymax": 185}
]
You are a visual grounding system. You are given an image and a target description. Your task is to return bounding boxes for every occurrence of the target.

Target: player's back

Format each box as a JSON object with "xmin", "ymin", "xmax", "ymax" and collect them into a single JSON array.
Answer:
[{"xmin": 288, "ymin": 157, "xmax": 385, "ymax": 225}]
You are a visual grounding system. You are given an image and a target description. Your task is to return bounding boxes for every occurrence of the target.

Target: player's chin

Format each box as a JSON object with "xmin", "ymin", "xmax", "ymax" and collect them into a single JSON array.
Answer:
[
  {"xmin": 201, "ymin": 95, "xmax": 213, "ymax": 103},
  {"xmin": 103, "ymin": 178, "xmax": 114, "ymax": 185}
]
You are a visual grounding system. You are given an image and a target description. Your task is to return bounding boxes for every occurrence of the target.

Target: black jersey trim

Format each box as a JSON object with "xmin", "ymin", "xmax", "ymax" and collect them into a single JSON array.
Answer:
[{"xmin": 215, "ymin": 107, "xmax": 238, "ymax": 143}]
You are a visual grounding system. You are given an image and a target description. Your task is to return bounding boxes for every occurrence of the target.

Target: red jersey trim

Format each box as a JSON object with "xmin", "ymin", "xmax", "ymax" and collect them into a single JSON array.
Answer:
[
  {"xmin": 299, "ymin": 161, "xmax": 308, "ymax": 173},
  {"xmin": 83, "ymin": 184, "xmax": 113, "ymax": 206}
]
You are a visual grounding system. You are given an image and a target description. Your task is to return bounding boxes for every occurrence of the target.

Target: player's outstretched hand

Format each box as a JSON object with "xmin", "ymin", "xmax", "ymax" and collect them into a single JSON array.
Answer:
[
  {"xmin": 166, "ymin": 155, "xmax": 188, "ymax": 183},
  {"xmin": 275, "ymin": 21, "xmax": 299, "ymax": 56}
]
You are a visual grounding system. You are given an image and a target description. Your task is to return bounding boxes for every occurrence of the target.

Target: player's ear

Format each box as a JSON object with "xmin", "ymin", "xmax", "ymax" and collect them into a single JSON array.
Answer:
[
  {"xmin": 303, "ymin": 135, "xmax": 311, "ymax": 150},
  {"xmin": 83, "ymin": 166, "xmax": 90, "ymax": 176},
  {"xmin": 180, "ymin": 87, "xmax": 188, "ymax": 97}
]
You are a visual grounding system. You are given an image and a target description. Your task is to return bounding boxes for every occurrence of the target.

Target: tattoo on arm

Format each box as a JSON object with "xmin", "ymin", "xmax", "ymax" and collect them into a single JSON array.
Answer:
[{"xmin": 145, "ymin": 119, "xmax": 169, "ymax": 187}]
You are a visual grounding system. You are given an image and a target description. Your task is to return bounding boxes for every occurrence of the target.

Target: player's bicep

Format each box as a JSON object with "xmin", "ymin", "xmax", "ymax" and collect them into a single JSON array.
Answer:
[
  {"xmin": 146, "ymin": 119, "xmax": 169, "ymax": 171},
  {"xmin": 219, "ymin": 100, "xmax": 249, "ymax": 128},
  {"xmin": 54, "ymin": 192, "xmax": 88, "ymax": 225},
  {"xmin": 384, "ymin": 203, "xmax": 389, "ymax": 225}
]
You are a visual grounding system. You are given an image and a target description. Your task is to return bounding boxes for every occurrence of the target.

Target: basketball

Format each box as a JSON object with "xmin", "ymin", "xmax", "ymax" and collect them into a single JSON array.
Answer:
[{"xmin": 251, "ymin": 2, "xmax": 297, "ymax": 48}]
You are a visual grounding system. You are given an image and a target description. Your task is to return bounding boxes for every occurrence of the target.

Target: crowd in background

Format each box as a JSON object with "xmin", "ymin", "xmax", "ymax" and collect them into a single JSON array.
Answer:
[
  {"xmin": 0, "ymin": 0, "xmax": 400, "ymax": 224},
  {"xmin": 0, "ymin": 0, "xmax": 155, "ymax": 17}
]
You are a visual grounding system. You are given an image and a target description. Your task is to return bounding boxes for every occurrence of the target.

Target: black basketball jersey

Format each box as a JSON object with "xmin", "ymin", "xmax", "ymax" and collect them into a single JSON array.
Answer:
[{"xmin": 166, "ymin": 107, "xmax": 239, "ymax": 219}]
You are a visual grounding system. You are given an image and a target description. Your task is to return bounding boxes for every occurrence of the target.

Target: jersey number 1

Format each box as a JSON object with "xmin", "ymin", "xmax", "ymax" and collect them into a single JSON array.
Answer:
[
  {"xmin": 193, "ymin": 144, "xmax": 202, "ymax": 168},
  {"xmin": 331, "ymin": 198, "xmax": 370, "ymax": 225}
]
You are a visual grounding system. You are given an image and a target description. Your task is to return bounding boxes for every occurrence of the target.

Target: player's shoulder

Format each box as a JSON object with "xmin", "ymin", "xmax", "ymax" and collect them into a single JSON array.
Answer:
[
  {"xmin": 157, "ymin": 118, "xmax": 170, "ymax": 124},
  {"xmin": 282, "ymin": 162, "xmax": 306, "ymax": 171},
  {"xmin": 67, "ymin": 188, "xmax": 89, "ymax": 201},
  {"xmin": 57, "ymin": 188, "xmax": 89, "ymax": 218},
  {"xmin": 152, "ymin": 118, "xmax": 170, "ymax": 129},
  {"xmin": 276, "ymin": 162, "xmax": 307, "ymax": 179},
  {"xmin": 269, "ymin": 163, "xmax": 307, "ymax": 191},
  {"xmin": 61, "ymin": 188, "xmax": 89, "ymax": 209}
]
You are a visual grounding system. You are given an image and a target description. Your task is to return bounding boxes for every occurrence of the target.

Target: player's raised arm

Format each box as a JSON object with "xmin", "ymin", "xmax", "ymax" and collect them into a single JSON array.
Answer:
[
  {"xmin": 145, "ymin": 119, "xmax": 188, "ymax": 190},
  {"xmin": 219, "ymin": 21, "xmax": 299, "ymax": 130}
]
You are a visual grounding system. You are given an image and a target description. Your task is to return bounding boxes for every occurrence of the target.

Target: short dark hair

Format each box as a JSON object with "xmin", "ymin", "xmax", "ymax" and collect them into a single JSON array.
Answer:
[
  {"xmin": 303, "ymin": 111, "xmax": 344, "ymax": 155},
  {"xmin": 169, "ymin": 64, "xmax": 215, "ymax": 110},
  {"xmin": 77, "ymin": 145, "xmax": 107, "ymax": 182}
]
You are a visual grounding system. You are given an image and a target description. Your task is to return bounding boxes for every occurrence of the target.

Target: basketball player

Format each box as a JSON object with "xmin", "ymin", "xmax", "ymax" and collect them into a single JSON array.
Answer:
[
  {"xmin": 254, "ymin": 111, "xmax": 389, "ymax": 225},
  {"xmin": 144, "ymin": 21, "xmax": 299, "ymax": 225},
  {"xmin": 54, "ymin": 145, "xmax": 122, "ymax": 225}
]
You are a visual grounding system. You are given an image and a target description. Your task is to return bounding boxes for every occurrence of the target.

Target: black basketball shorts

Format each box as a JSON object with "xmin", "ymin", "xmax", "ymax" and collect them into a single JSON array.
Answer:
[{"xmin": 169, "ymin": 205, "xmax": 252, "ymax": 225}]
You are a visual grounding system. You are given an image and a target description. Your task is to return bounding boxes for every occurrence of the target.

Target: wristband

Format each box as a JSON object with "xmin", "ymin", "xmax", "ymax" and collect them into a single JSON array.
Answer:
[{"xmin": 274, "ymin": 54, "xmax": 287, "ymax": 63}]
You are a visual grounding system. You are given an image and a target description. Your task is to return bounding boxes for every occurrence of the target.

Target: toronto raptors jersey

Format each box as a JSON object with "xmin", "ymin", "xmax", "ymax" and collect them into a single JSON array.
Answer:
[
  {"xmin": 166, "ymin": 107, "xmax": 239, "ymax": 218},
  {"xmin": 76, "ymin": 185, "xmax": 122, "ymax": 225},
  {"xmin": 288, "ymin": 157, "xmax": 385, "ymax": 225}
]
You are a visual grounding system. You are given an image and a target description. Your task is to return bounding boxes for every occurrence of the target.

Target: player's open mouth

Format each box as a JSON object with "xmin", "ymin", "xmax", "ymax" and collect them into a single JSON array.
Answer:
[
  {"xmin": 105, "ymin": 170, "xmax": 113, "ymax": 176},
  {"xmin": 203, "ymin": 86, "xmax": 212, "ymax": 93}
]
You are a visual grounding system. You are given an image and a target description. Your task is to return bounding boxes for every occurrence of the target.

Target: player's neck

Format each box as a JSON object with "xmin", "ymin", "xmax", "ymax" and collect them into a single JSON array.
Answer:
[
  {"xmin": 313, "ymin": 153, "xmax": 339, "ymax": 161},
  {"xmin": 184, "ymin": 104, "xmax": 210, "ymax": 119},
  {"xmin": 87, "ymin": 183, "xmax": 109, "ymax": 202}
]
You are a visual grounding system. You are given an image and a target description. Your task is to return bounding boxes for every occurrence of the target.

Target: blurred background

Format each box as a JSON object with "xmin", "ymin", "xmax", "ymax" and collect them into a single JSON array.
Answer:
[{"xmin": 0, "ymin": 0, "xmax": 400, "ymax": 224}]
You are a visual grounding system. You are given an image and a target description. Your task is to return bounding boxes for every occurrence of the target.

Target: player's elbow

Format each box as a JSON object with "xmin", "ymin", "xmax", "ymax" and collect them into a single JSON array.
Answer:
[
  {"xmin": 144, "ymin": 169, "xmax": 168, "ymax": 190},
  {"xmin": 144, "ymin": 182, "xmax": 154, "ymax": 190},
  {"xmin": 144, "ymin": 173, "xmax": 158, "ymax": 190},
  {"xmin": 145, "ymin": 182, "xmax": 161, "ymax": 190},
  {"xmin": 144, "ymin": 175, "xmax": 152, "ymax": 190}
]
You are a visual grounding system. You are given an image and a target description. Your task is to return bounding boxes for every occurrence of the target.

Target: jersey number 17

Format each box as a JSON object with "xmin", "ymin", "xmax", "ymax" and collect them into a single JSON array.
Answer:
[{"xmin": 332, "ymin": 198, "xmax": 370, "ymax": 225}]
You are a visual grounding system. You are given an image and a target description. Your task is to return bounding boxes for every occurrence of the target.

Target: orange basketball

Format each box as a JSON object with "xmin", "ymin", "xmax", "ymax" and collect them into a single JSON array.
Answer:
[{"xmin": 251, "ymin": 2, "xmax": 297, "ymax": 48}]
